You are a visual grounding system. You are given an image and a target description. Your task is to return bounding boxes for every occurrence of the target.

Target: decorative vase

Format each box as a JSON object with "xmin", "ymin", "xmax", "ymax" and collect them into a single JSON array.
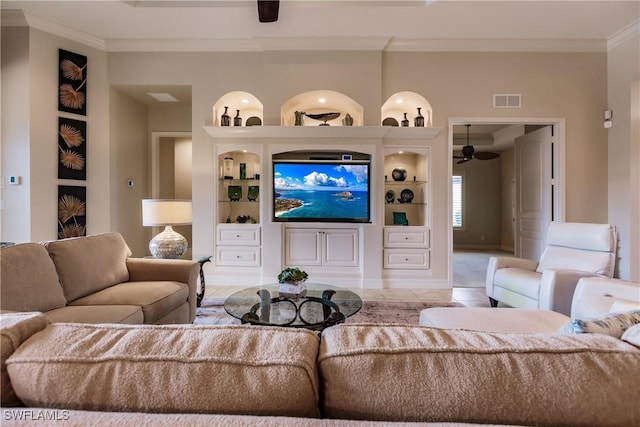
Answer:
[
  {"xmin": 392, "ymin": 167, "xmax": 407, "ymax": 182},
  {"xmin": 223, "ymin": 157, "xmax": 234, "ymax": 179},
  {"xmin": 221, "ymin": 106, "xmax": 230, "ymax": 127},
  {"xmin": 414, "ymin": 107, "xmax": 424, "ymax": 127},
  {"xmin": 239, "ymin": 162, "xmax": 246, "ymax": 180},
  {"xmin": 294, "ymin": 111, "xmax": 304, "ymax": 126},
  {"xmin": 343, "ymin": 113, "xmax": 353, "ymax": 126},
  {"xmin": 228, "ymin": 185, "xmax": 242, "ymax": 201},
  {"xmin": 401, "ymin": 113, "xmax": 409, "ymax": 127},
  {"xmin": 247, "ymin": 185, "xmax": 260, "ymax": 201},
  {"xmin": 234, "ymin": 110, "xmax": 242, "ymax": 127}
]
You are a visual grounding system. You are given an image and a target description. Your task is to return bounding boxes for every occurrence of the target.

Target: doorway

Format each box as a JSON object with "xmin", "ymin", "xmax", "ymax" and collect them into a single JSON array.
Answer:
[
  {"xmin": 448, "ymin": 118, "xmax": 565, "ymax": 288},
  {"xmin": 151, "ymin": 132, "xmax": 193, "ymax": 257}
]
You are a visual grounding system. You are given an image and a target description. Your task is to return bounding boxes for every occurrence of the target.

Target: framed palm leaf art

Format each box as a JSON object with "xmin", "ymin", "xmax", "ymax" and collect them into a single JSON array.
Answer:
[
  {"xmin": 58, "ymin": 117, "xmax": 86, "ymax": 180},
  {"xmin": 58, "ymin": 185, "xmax": 86, "ymax": 239},
  {"xmin": 58, "ymin": 49, "xmax": 87, "ymax": 116}
]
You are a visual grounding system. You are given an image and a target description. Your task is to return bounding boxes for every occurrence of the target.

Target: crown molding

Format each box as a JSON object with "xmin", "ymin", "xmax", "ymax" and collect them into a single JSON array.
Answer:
[
  {"xmin": 384, "ymin": 38, "xmax": 607, "ymax": 53},
  {"xmin": 607, "ymin": 19, "xmax": 640, "ymax": 51},
  {"xmin": 2, "ymin": 10, "xmax": 105, "ymax": 51},
  {"xmin": 106, "ymin": 39, "xmax": 262, "ymax": 52},
  {"xmin": 256, "ymin": 37, "xmax": 391, "ymax": 51}
]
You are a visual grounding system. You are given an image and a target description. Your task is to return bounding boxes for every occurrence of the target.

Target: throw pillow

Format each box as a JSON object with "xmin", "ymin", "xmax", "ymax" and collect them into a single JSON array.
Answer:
[
  {"xmin": 621, "ymin": 323, "xmax": 640, "ymax": 348},
  {"xmin": 557, "ymin": 310, "xmax": 640, "ymax": 338}
]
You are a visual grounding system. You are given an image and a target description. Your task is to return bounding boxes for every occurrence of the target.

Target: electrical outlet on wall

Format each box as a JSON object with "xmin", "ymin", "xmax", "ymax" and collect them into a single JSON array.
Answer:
[{"xmin": 126, "ymin": 179, "xmax": 135, "ymax": 188}]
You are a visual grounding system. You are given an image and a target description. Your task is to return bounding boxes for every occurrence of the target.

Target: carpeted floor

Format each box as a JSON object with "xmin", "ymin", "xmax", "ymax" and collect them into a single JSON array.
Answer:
[
  {"xmin": 194, "ymin": 297, "xmax": 464, "ymax": 326},
  {"xmin": 453, "ymin": 249, "xmax": 514, "ymax": 288}
]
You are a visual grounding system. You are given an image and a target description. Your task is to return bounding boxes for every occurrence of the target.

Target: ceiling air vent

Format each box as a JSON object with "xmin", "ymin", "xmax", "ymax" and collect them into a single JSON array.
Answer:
[{"xmin": 493, "ymin": 94, "xmax": 521, "ymax": 108}]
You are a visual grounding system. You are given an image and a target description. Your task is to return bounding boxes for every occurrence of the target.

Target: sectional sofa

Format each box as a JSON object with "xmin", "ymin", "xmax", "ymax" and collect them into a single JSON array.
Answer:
[
  {"xmin": 0, "ymin": 232, "xmax": 199, "ymax": 324},
  {"xmin": 1, "ymin": 311, "xmax": 639, "ymax": 426}
]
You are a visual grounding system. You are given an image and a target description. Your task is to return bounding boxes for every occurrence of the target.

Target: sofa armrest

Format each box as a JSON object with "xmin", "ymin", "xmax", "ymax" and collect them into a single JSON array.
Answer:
[
  {"xmin": 126, "ymin": 258, "xmax": 199, "ymax": 321},
  {"xmin": 571, "ymin": 277, "xmax": 640, "ymax": 319},
  {"xmin": 538, "ymin": 270, "xmax": 600, "ymax": 315},
  {"xmin": 485, "ymin": 256, "xmax": 538, "ymax": 296}
]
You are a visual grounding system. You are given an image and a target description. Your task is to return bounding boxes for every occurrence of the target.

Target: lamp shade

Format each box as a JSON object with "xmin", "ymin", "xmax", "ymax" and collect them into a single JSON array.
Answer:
[{"xmin": 142, "ymin": 199, "xmax": 192, "ymax": 226}]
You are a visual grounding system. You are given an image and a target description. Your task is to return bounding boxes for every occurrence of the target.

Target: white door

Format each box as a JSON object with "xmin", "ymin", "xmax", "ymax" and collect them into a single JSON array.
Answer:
[{"xmin": 515, "ymin": 126, "xmax": 553, "ymax": 260}]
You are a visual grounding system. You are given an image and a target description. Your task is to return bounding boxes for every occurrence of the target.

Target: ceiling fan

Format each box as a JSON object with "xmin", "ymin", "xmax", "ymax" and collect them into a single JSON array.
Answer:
[{"xmin": 453, "ymin": 124, "xmax": 500, "ymax": 164}]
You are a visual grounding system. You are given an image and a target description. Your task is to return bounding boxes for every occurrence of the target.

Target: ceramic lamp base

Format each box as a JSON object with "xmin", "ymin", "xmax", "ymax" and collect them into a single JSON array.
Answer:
[{"xmin": 149, "ymin": 225, "xmax": 187, "ymax": 259}]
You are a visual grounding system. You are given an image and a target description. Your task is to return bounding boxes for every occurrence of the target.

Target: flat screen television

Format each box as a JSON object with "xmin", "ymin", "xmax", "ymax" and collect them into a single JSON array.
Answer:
[{"xmin": 273, "ymin": 160, "xmax": 371, "ymax": 223}]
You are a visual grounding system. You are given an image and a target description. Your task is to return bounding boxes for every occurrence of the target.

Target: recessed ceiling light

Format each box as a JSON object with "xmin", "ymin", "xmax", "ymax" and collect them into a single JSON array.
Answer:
[
  {"xmin": 318, "ymin": 98, "xmax": 327, "ymax": 103},
  {"xmin": 147, "ymin": 92, "xmax": 179, "ymax": 102}
]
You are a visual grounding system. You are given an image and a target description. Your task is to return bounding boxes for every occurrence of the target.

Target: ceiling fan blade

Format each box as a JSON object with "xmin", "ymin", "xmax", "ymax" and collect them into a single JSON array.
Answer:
[
  {"xmin": 474, "ymin": 151, "xmax": 500, "ymax": 160},
  {"xmin": 456, "ymin": 158, "xmax": 471, "ymax": 164}
]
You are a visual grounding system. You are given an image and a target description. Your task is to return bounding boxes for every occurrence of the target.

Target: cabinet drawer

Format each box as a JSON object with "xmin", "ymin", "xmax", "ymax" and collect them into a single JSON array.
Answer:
[
  {"xmin": 217, "ymin": 225, "xmax": 261, "ymax": 246},
  {"xmin": 216, "ymin": 246, "xmax": 261, "ymax": 266},
  {"xmin": 384, "ymin": 227, "xmax": 429, "ymax": 248},
  {"xmin": 383, "ymin": 249, "xmax": 430, "ymax": 269}
]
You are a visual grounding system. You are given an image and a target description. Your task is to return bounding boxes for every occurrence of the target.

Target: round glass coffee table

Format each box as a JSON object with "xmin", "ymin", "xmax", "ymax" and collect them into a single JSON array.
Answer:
[{"xmin": 224, "ymin": 283, "xmax": 362, "ymax": 331}]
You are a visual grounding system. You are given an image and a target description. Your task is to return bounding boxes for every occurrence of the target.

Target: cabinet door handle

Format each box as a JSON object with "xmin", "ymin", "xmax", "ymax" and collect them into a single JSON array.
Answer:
[{"xmin": 236, "ymin": 234, "xmax": 241, "ymax": 238}]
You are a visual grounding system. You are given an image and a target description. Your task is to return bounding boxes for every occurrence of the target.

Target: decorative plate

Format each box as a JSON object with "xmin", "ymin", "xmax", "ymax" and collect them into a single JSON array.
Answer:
[
  {"xmin": 392, "ymin": 167, "xmax": 407, "ymax": 181},
  {"xmin": 400, "ymin": 188, "xmax": 414, "ymax": 203},
  {"xmin": 385, "ymin": 190, "xmax": 395, "ymax": 203},
  {"xmin": 246, "ymin": 116, "xmax": 262, "ymax": 126},
  {"xmin": 382, "ymin": 117, "xmax": 399, "ymax": 127}
]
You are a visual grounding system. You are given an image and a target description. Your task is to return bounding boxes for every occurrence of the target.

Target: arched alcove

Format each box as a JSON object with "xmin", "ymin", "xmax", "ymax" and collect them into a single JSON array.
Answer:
[
  {"xmin": 381, "ymin": 92, "xmax": 433, "ymax": 127},
  {"xmin": 213, "ymin": 91, "xmax": 263, "ymax": 127},
  {"xmin": 281, "ymin": 90, "xmax": 363, "ymax": 126}
]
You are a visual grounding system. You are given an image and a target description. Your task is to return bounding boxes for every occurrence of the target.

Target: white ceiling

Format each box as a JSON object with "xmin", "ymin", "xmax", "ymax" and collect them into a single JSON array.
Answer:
[{"xmin": 2, "ymin": 1, "xmax": 639, "ymax": 52}]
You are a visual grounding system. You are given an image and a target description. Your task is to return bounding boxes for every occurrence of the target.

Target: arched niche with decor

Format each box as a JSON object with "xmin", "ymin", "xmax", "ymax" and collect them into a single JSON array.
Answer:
[
  {"xmin": 281, "ymin": 90, "xmax": 363, "ymax": 127},
  {"xmin": 381, "ymin": 92, "xmax": 433, "ymax": 128},
  {"xmin": 213, "ymin": 91, "xmax": 263, "ymax": 127}
]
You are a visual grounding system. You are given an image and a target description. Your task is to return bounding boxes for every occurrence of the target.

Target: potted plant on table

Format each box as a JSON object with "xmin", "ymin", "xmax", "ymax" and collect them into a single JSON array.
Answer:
[{"xmin": 278, "ymin": 267, "xmax": 308, "ymax": 298}]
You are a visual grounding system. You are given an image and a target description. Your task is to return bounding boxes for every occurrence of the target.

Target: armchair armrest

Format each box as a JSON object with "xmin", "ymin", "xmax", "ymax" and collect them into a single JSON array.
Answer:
[
  {"xmin": 126, "ymin": 258, "xmax": 200, "ymax": 321},
  {"xmin": 538, "ymin": 270, "xmax": 601, "ymax": 316},
  {"xmin": 571, "ymin": 277, "xmax": 640, "ymax": 319},
  {"xmin": 485, "ymin": 256, "xmax": 538, "ymax": 296}
]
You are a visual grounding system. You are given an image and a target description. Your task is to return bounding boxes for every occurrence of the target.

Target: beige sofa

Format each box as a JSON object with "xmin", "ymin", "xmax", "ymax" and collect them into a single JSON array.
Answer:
[
  {"xmin": 1, "ymin": 312, "xmax": 639, "ymax": 426},
  {"xmin": 0, "ymin": 232, "xmax": 199, "ymax": 324}
]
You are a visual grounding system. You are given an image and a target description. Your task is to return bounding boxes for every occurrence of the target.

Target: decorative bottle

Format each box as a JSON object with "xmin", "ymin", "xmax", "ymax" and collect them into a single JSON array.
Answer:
[
  {"xmin": 401, "ymin": 113, "xmax": 409, "ymax": 127},
  {"xmin": 414, "ymin": 107, "xmax": 424, "ymax": 127},
  {"xmin": 221, "ymin": 106, "xmax": 230, "ymax": 127},
  {"xmin": 343, "ymin": 113, "xmax": 354, "ymax": 126},
  {"xmin": 234, "ymin": 110, "xmax": 242, "ymax": 127}
]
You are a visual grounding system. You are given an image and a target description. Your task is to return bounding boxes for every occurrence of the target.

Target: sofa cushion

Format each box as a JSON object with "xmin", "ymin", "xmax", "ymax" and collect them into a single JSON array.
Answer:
[
  {"xmin": 68, "ymin": 281, "xmax": 188, "ymax": 324},
  {"xmin": 0, "ymin": 243, "xmax": 68, "ymax": 313},
  {"xmin": 45, "ymin": 232, "xmax": 131, "ymax": 302},
  {"xmin": 7, "ymin": 324, "xmax": 320, "ymax": 418},
  {"xmin": 1, "ymin": 312, "xmax": 50, "ymax": 407},
  {"xmin": 44, "ymin": 305, "xmax": 143, "ymax": 324},
  {"xmin": 318, "ymin": 324, "xmax": 640, "ymax": 426}
]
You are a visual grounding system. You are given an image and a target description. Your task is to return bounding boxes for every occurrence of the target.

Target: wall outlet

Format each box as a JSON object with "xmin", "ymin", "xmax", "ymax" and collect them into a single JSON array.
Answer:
[{"xmin": 126, "ymin": 179, "xmax": 135, "ymax": 188}]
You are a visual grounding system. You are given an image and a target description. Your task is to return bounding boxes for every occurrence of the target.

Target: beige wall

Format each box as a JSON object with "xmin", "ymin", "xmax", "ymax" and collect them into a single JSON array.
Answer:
[
  {"xmin": 607, "ymin": 32, "xmax": 640, "ymax": 280},
  {"xmin": 1, "ymin": 26, "xmax": 30, "ymax": 242},
  {"xmin": 109, "ymin": 88, "xmax": 148, "ymax": 256},
  {"xmin": 453, "ymin": 159, "xmax": 502, "ymax": 249},
  {"xmin": 1, "ymin": 27, "xmax": 110, "ymax": 243}
]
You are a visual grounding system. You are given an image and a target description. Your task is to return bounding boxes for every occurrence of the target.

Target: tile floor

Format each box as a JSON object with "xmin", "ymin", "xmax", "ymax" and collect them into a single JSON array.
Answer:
[{"xmin": 205, "ymin": 286, "xmax": 491, "ymax": 307}]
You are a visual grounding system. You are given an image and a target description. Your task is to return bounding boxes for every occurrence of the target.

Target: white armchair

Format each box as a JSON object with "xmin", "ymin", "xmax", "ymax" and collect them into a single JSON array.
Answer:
[
  {"xmin": 571, "ymin": 276, "xmax": 640, "ymax": 319},
  {"xmin": 486, "ymin": 222, "xmax": 617, "ymax": 315}
]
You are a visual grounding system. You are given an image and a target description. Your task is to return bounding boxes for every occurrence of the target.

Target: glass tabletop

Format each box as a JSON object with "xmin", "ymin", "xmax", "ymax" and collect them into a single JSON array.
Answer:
[{"xmin": 224, "ymin": 283, "xmax": 362, "ymax": 329}]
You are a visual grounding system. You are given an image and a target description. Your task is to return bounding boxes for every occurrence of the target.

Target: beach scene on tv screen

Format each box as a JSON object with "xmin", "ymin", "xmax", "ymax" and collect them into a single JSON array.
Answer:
[{"xmin": 274, "ymin": 163, "xmax": 369, "ymax": 220}]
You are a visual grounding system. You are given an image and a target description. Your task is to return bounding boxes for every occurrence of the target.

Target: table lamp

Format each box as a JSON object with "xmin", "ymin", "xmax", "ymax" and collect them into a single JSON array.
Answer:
[{"xmin": 142, "ymin": 199, "xmax": 192, "ymax": 259}]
